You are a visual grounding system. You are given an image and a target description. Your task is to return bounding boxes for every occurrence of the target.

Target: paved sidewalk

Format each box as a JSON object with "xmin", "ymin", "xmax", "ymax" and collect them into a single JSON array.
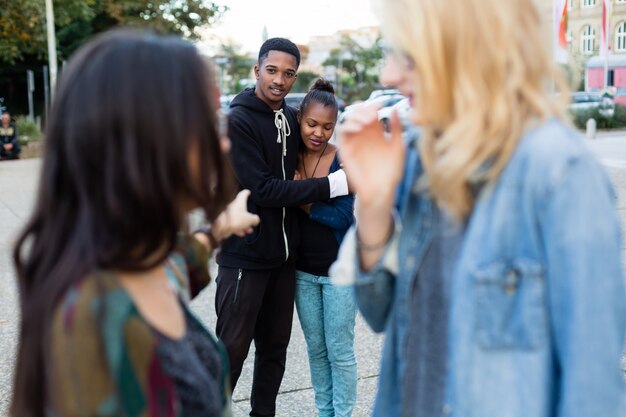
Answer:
[
  {"xmin": 195, "ymin": 270, "xmax": 383, "ymax": 417},
  {"xmin": 2, "ymin": 139, "xmax": 626, "ymax": 416},
  {"xmin": 0, "ymin": 158, "xmax": 383, "ymax": 417}
]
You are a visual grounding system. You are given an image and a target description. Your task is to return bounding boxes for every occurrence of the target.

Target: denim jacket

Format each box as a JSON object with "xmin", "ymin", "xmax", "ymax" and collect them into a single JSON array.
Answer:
[{"xmin": 331, "ymin": 119, "xmax": 626, "ymax": 417}]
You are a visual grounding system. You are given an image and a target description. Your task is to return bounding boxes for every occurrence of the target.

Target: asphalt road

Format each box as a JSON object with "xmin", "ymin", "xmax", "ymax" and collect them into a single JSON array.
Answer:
[{"xmin": 2, "ymin": 129, "xmax": 626, "ymax": 416}]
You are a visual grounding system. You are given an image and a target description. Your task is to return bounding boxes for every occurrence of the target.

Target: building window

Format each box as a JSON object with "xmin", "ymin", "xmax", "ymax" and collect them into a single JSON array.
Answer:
[
  {"xmin": 617, "ymin": 0, "xmax": 626, "ymax": 4},
  {"xmin": 582, "ymin": 0, "xmax": 596, "ymax": 7},
  {"xmin": 581, "ymin": 25, "xmax": 596, "ymax": 54},
  {"xmin": 617, "ymin": 21, "xmax": 626, "ymax": 51}
]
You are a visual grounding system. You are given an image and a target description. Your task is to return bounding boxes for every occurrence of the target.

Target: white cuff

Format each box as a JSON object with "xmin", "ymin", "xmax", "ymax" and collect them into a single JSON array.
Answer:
[{"xmin": 328, "ymin": 169, "xmax": 349, "ymax": 198}]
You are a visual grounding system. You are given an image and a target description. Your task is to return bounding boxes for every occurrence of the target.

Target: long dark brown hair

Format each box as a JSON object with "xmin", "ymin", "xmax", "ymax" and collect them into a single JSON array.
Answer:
[{"xmin": 10, "ymin": 29, "xmax": 234, "ymax": 417}]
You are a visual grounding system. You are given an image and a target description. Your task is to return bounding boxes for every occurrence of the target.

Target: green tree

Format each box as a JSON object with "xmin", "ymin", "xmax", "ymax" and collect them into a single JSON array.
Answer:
[
  {"xmin": 0, "ymin": 0, "xmax": 227, "ymax": 116},
  {"xmin": 0, "ymin": 0, "xmax": 95, "ymax": 64},
  {"xmin": 323, "ymin": 35, "xmax": 384, "ymax": 102},
  {"xmin": 0, "ymin": 0, "xmax": 227, "ymax": 64},
  {"xmin": 292, "ymin": 70, "xmax": 322, "ymax": 93},
  {"xmin": 215, "ymin": 42, "xmax": 255, "ymax": 95}
]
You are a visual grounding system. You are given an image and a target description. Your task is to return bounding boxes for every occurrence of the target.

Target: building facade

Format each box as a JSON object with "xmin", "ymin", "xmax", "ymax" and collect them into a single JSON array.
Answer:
[
  {"xmin": 566, "ymin": 0, "xmax": 626, "ymax": 57},
  {"xmin": 562, "ymin": 0, "xmax": 626, "ymax": 97},
  {"xmin": 300, "ymin": 26, "xmax": 380, "ymax": 76}
]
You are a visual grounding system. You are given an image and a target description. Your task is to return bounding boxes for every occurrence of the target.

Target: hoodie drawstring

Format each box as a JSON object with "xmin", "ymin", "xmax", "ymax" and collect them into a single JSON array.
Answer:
[
  {"xmin": 273, "ymin": 108, "xmax": 291, "ymax": 261},
  {"xmin": 274, "ymin": 109, "xmax": 290, "ymax": 157}
]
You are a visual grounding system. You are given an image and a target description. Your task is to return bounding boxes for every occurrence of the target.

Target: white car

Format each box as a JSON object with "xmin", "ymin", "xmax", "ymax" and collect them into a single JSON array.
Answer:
[
  {"xmin": 568, "ymin": 91, "xmax": 615, "ymax": 117},
  {"xmin": 285, "ymin": 93, "xmax": 307, "ymax": 110},
  {"xmin": 339, "ymin": 94, "xmax": 412, "ymax": 132},
  {"xmin": 368, "ymin": 88, "xmax": 401, "ymax": 100},
  {"xmin": 377, "ymin": 97, "xmax": 413, "ymax": 131},
  {"xmin": 220, "ymin": 95, "xmax": 236, "ymax": 114},
  {"xmin": 343, "ymin": 93, "xmax": 406, "ymax": 116}
]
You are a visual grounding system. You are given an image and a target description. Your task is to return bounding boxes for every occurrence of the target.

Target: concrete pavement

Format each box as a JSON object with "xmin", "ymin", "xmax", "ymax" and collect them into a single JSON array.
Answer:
[
  {"xmin": 0, "ymin": 159, "xmax": 34, "ymax": 417},
  {"xmin": 0, "ymin": 158, "xmax": 383, "ymax": 417},
  {"xmin": 2, "ymin": 128, "xmax": 626, "ymax": 416}
]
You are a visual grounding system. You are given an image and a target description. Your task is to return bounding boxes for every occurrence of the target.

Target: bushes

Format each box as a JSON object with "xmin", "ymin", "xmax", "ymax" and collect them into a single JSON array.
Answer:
[
  {"xmin": 14, "ymin": 116, "xmax": 42, "ymax": 145},
  {"xmin": 570, "ymin": 104, "xmax": 626, "ymax": 130}
]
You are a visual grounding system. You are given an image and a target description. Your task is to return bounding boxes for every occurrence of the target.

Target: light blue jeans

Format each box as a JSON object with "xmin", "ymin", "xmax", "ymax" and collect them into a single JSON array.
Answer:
[{"xmin": 295, "ymin": 270, "xmax": 357, "ymax": 417}]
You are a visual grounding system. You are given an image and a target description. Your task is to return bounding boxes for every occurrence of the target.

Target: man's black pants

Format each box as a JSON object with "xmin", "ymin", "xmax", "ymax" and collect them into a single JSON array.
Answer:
[{"xmin": 215, "ymin": 263, "xmax": 296, "ymax": 417}]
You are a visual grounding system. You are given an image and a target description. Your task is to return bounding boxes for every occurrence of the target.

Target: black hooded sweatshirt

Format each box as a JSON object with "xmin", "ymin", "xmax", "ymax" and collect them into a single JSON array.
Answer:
[{"xmin": 217, "ymin": 88, "xmax": 332, "ymax": 270}]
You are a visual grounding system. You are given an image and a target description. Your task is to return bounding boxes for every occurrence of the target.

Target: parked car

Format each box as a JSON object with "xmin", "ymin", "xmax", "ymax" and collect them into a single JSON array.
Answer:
[
  {"xmin": 340, "ymin": 93, "xmax": 409, "ymax": 132},
  {"xmin": 371, "ymin": 93, "xmax": 406, "ymax": 109},
  {"xmin": 285, "ymin": 93, "xmax": 346, "ymax": 112},
  {"xmin": 285, "ymin": 93, "xmax": 307, "ymax": 109},
  {"xmin": 377, "ymin": 97, "xmax": 413, "ymax": 130},
  {"xmin": 569, "ymin": 92, "xmax": 602, "ymax": 111},
  {"xmin": 335, "ymin": 96, "xmax": 347, "ymax": 113},
  {"xmin": 343, "ymin": 93, "xmax": 406, "ymax": 117},
  {"xmin": 368, "ymin": 88, "xmax": 401, "ymax": 100},
  {"xmin": 568, "ymin": 91, "xmax": 614, "ymax": 118},
  {"xmin": 220, "ymin": 94, "xmax": 235, "ymax": 114}
]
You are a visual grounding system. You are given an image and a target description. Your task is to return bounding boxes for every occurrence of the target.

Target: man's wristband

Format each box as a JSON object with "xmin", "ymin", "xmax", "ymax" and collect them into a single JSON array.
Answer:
[{"xmin": 194, "ymin": 225, "xmax": 220, "ymax": 249}]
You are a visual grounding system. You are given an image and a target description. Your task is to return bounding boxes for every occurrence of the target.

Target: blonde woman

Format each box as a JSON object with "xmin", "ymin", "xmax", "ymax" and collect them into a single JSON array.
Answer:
[{"xmin": 332, "ymin": 0, "xmax": 626, "ymax": 416}]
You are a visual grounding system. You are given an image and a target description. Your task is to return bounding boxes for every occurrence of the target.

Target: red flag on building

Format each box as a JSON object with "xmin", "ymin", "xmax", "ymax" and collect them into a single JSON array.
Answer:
[
  {"xmin": 602, "ymin": 0, "xmax": 612, "ymax": 57},
  {"xmin": 553, "ymin": 0, "xmax": 568, "ymax": 63},
  {"xmin": 558, "ymin": 0, "xmax": 568, "ymax": 49}
]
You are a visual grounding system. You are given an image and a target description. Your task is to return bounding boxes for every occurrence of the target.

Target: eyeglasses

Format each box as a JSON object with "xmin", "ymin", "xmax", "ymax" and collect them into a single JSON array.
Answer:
[{"xmin": 381, "ymin": 43, "xmax": 415, "ymax": 70}]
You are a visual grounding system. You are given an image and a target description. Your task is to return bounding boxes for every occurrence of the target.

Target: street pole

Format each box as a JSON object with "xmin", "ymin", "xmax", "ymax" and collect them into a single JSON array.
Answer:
[
  {"xmin": 604, "ymin": 54, "xmax": 609, "ymax": 90},
  {"xmin": 337, "ymin": 54, "xmax": 343, "ymax": 97},
  {"xmin": 214, "ymin": 57, "xmax": 228, "ymax": 94},
  {"xmin": 45, "ymin": 0, "xmax": 58, "ymax": 98},
  {"xmin": 27, "ymin": 70, "xmax": 35, "ymax": 122},
  {"xmin": 43, "ymin": 65, "xmax": 50, "ymax": 122}
]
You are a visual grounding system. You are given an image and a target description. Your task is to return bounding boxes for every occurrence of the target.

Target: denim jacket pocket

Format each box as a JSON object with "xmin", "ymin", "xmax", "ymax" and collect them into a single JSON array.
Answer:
[{"xmin": 473, "ymin": 259, "xmax": 547, "ymax": 350}]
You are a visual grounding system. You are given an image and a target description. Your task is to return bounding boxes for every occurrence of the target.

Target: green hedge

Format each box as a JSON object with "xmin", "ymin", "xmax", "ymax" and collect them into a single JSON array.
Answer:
[
  {"xmin": 14, "ymin": 116, "xmax": 42, "ymax": 145},
  {"xmin": 570, "ymin": 104, "xmax": 626, "ymax": 130}
]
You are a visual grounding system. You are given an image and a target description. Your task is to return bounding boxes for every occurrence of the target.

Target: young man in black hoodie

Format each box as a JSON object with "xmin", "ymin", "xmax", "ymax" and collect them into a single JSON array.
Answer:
[{"xmin": 215, "ymin": 38, "xmax": 349, "ymax": 417}]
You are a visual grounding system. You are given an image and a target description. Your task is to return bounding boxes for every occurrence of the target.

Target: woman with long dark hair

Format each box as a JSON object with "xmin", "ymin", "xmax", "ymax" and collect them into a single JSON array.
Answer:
[{"xmin": 10, "ymin": 29, "xmax": 258, "ymax": 417}]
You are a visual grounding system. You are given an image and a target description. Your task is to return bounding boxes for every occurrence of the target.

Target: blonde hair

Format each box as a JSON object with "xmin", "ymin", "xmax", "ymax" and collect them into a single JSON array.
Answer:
[{"xmin": 374, "ymin": 0, "xmax": 569, "ymax": 219}]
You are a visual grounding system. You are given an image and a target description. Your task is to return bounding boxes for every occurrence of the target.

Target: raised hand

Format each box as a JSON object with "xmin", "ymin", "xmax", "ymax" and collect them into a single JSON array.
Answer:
[
  {"xmin": 337, "ymin": 102, "xmax": 406, "ymax": 208},
  {"xmin": 217, "ymin": 189, "xmax": 261, "ymax": 238},
  {"xmin": 337, "ymin": 102, "xmax": 407, "ymax": 270}
]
